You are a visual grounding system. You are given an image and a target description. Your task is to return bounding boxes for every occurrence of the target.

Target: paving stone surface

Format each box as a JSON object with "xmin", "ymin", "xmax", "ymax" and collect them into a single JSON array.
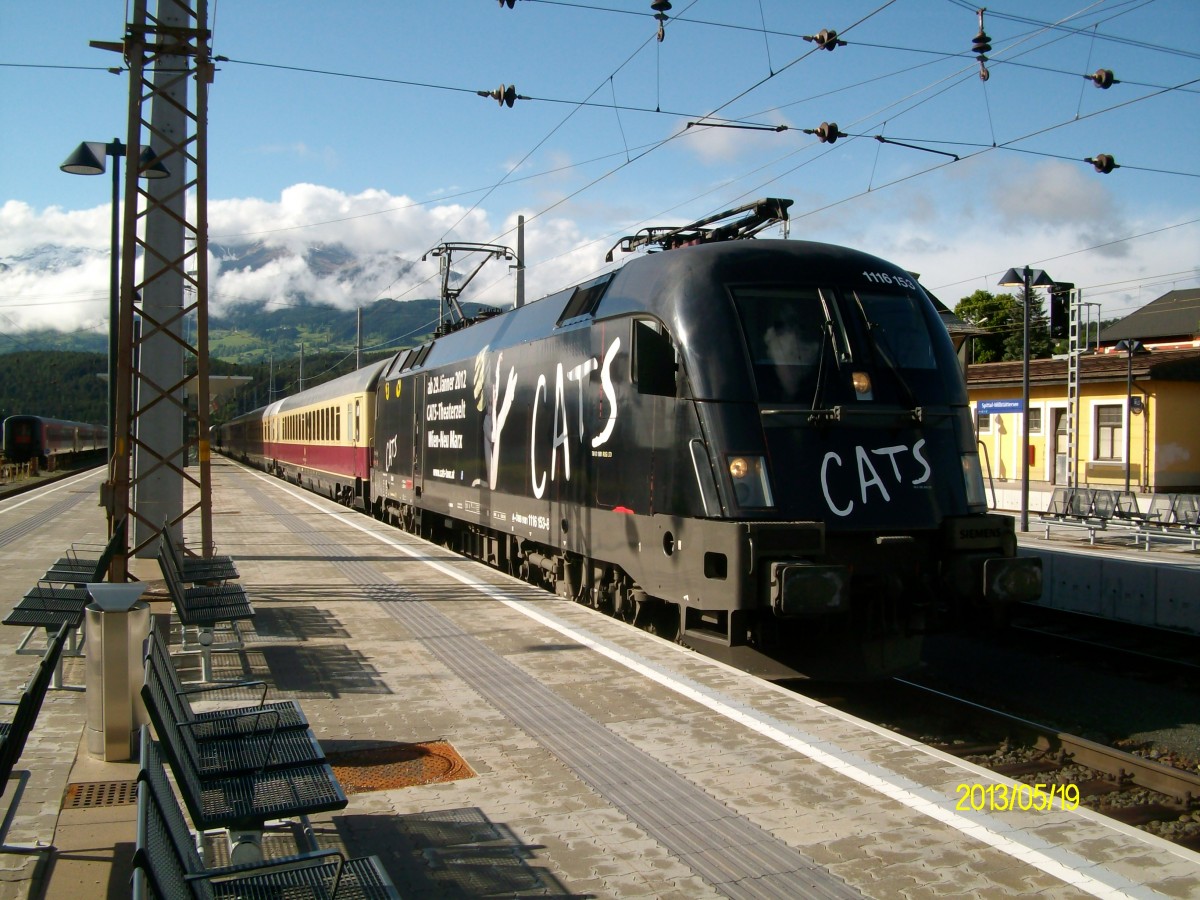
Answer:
[{"xmin": 0, "ymin": 461, "xmax": 1196, "ymax": 898}]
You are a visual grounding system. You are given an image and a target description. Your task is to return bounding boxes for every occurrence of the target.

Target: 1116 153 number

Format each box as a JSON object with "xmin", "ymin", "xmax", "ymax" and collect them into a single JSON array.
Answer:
[{"xmin": 862, "ymin": 271, "xmax": 917, "ymax": 291}]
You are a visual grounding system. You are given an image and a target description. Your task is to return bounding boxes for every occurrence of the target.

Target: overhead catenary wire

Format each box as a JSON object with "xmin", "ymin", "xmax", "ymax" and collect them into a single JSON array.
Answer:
[{"xmin": 7, "ymin": 1, "xmax": 1197, "ymax": 347}]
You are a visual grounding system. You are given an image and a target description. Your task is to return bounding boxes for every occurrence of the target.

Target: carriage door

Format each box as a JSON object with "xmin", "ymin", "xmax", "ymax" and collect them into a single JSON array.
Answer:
[
  {"xmin": 412, "ymin": 376, "xmax": 424, "ymax": 499},
  {"xmin": 348, "ymin": 400, "xmax": 359, "ymax": 476}
]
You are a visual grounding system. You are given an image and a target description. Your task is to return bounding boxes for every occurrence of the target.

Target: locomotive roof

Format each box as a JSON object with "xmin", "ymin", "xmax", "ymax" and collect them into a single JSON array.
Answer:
[{"xmin": 394, "ymin": 239, "xmax": 939, "ymax": 401}]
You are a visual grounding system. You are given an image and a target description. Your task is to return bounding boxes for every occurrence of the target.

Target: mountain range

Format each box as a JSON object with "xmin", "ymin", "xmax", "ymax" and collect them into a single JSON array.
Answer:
[{"xmin": 1, "ymin": 239, "xmax": 495, "ymax": 363}]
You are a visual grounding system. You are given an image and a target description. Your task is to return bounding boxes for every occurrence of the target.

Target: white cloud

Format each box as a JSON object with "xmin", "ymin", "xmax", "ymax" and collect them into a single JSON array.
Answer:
[{"xmin": 1, "ymin": 178, "xmax": 1196, "ymax": 338}]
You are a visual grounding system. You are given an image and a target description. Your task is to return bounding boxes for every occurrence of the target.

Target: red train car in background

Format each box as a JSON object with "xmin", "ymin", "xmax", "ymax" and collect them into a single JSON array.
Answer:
[{"xmin": 1, "ymin": 415, "xmax": 108, "ymax": 466}]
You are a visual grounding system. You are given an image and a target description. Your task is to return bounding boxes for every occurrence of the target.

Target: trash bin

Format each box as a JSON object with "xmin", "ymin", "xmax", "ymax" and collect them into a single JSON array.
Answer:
[{"xmin": 85, "ymin": 584, "xmax": 151, "ymax": 761}]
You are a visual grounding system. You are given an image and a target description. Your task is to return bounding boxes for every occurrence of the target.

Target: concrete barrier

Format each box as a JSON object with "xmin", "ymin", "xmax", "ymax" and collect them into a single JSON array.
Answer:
[{"xmin": 1020, "ymin": 545, "xmax": 1200, "ymax": 635}]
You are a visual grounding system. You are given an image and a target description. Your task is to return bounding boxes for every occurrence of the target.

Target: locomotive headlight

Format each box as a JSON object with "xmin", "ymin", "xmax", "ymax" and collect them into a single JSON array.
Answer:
[
  {"xmin": 727, "ymin": 455, "xmax": 775, "ymax": 508},
  {"xmin": 962, "ymin": 452, "xmax": 988, "ymax": 511},
  {"xmin": 851, "ymin": 371, "xmax": 873, "ymax": 398}
]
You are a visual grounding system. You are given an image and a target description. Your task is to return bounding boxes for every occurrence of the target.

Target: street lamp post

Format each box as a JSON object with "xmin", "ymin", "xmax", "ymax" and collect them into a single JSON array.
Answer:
[
  {"xmin": 1115, "ymin": 339, "xmax": 1149, "ymax": 494},
  {"xmin": 999, "ymin": 265, "xmax": 1056, "ymax": 533},
  {"xmin": 60, "ymin": 141, "xmax": 168, "ymax": 456}
]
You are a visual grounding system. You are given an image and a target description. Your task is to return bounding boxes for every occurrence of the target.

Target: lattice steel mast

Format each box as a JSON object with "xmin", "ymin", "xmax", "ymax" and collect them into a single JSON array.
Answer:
[{"xmin": 104, "ymin": 0, "xmax": 213, "ymax": 578}]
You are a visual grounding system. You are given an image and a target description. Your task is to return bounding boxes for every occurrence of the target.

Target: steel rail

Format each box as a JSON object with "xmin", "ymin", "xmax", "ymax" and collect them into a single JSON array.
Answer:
[{"xmin": 894, "ymin": 677, "xmax": 1200, "ymax": 803}]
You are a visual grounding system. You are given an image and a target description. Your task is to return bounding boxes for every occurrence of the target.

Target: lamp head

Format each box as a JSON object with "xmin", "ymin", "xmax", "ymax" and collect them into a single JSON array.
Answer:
[
  {"xmin": 60, "ymin": 142, "xmax": 107, "ymax": 176},
  {"xmin": 998, "ymin": 267, "xmax": 1025, "ymax": 287},
  {"xmin": 138, "ymin": 146, "xmax": 170, "ymax": 179},
  {"xmin": 1116, "ymin": 339, "xmax": 1149, "ymax": 355},
  {"xmin": 999, "ymin": 267, "xmax": 1055, "ymax": 288}
]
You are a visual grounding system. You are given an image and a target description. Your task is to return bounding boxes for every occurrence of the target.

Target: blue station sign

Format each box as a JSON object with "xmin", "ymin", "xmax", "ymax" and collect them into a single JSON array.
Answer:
[{"xmin": 977, "ymin": 399, "xmax": 1024, "ymax": 413}]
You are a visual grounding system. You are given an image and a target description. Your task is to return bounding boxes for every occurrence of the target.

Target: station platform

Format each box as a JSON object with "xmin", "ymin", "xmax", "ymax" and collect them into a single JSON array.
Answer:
[{"xmin": 1, "ymin": 460, "xmax": 1198, "ymax": 898}]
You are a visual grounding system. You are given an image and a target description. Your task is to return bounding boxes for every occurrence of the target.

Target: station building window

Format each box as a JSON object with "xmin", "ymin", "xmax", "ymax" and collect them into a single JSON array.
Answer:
[
  {"xmin": 1028, "ymin": 408, "xmax": 1042, "ymax": 434},
  {"xmin": 1094, "ymin": 404, "xmax": 1123, "ymax": 460},
  {"xmin": 976, "ymin": 411, "xmax": 991, "ymax": 434}
]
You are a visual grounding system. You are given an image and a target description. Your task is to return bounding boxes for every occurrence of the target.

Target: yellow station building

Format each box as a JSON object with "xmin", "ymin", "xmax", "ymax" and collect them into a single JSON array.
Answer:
[{"xmin": 962, "ymin": 288, "xmax": 1200, "ymax": 500}]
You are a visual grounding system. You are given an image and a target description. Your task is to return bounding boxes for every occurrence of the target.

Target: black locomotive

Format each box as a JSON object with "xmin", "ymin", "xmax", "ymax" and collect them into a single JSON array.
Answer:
[{"xmin": 218, "ymin": 201, "xmax": 1041, "ymax": 673}]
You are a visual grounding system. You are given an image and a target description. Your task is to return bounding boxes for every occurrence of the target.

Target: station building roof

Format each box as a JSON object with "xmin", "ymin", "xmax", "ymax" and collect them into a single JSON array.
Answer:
[{"xmin": 966, "ymin": 347, "xmax": 1200, "ymax": 391}]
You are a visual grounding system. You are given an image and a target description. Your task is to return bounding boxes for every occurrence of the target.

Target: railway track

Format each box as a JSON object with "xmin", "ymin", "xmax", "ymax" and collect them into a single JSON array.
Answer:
[
  {"xmin": 798, "ymin": 676, "xmax": 1200, "ymax": 851},
  {"xmin": 1009, "ymin": 604, "xmax": 1200, "ymax": 673}
]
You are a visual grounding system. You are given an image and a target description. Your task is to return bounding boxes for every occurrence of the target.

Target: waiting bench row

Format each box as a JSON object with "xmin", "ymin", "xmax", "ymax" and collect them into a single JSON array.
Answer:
[
  {"xmin": 135, "ymin": 630, "xmax": 400, "ymax": 898},
  {"xmin": 1039, "ymin": 487, "xmax": 1200, "ymax": 549}
]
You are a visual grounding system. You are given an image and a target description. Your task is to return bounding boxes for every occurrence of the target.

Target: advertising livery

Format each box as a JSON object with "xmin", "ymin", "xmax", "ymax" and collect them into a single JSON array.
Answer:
[{"xmin": 218, "ymin": 227, "xmax": 1041, "ymax": 673}]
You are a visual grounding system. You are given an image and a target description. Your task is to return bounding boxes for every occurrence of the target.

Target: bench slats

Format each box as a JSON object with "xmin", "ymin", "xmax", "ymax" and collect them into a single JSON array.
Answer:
[
  {"xmin": 143, "ymin": 642, "xmax": 325, "ymax": 776},
  {"xmin": 0, "ymin": 624, "xmax": 71, "ymax": 796},
  {"xmin": 135, "ymin": 728, "xmax": 397, "ymax": 899},
  {"xmin": 145, "ymin": 632, "xmax": 309, "ymax": 740}
]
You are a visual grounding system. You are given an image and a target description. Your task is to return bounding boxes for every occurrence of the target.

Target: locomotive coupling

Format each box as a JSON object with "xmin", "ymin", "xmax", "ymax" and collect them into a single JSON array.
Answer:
[{"xmin": 769, "ymin": 562, "xmax": 849, "ymax": 618}]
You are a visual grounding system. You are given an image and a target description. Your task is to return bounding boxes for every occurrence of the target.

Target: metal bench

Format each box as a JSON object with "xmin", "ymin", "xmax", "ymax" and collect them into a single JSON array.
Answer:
[
  {"xmin": 157, "ymin": 540, "xmax": 254, "ymax": 682},
  {"xmin": 144, "ymin": 631, "xmax": 310, "ymax": 741},
  {"xmin": 3, "ymin": 588, "xmax": 89, "ymax": 690},
  {"xmin": 134, "ymin": 726, "xmax": 397, "ymax": 898},
  {"xmin": 139, "ymin": 711, "xmax": 347, "ymax": 865},
  {"xmin": 0, "ymin": 623, "xmax": 70, "ymax": 793},
  {"xmin": 159, "ymin": 525, "xmax": 239, "ymax": 584},
  {"xmin": 1134, "ymin": 492, "xmax": 1200, "ymax": 550},
  {"xmin": 0, "ymin": 624, "xmax": 71, "ymax": 849},
  {"xmin": 3, "ymin": 522, "xmax": 125, "ymax": 683},
  {"xmin": 42, "ymin": 519, "xmax": 126, "ymax": 585},
  {"xmin": 143, "ymin": 648, "xmax": 325, "ymax": 776},
  {"xmin": 1038, "ymin": 487, "xmax": 1108, "ymax": 543}
]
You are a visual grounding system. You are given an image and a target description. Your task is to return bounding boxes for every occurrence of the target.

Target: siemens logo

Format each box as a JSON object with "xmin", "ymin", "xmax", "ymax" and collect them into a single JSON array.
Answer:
[{"xmin": 957, "ymin": 527, "xmax": 1004, "ymax": 540}]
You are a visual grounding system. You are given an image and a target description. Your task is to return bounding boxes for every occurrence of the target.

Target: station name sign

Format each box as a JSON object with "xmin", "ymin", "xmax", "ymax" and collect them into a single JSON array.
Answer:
[{"xmin": 977, "ymin": 399, "xmax": 1024, "ymax": 413}]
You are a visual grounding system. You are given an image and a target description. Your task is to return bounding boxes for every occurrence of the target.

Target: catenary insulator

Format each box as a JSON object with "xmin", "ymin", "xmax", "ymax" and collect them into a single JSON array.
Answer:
[
  {"xmin": 652, "ymin": 0, "xmax": 670, "ymax": 41},
  {"xmin": 478, "ymin": 84, "xmax": 519, "ymax": 107},
  {"xmin": 804, "ymin": 121, "xmax": 843, "ymax": 144},
  {"xmin": 1087, "ymin": 153, "xmax": 1117, "ymax": 174},
  {"xmin": 804, "ymin": 29, "xmax": 845, "ymax": 51},
  {"xmin": 1090, "ymin": 68, "xmax": 1116, "ymax": 89}
]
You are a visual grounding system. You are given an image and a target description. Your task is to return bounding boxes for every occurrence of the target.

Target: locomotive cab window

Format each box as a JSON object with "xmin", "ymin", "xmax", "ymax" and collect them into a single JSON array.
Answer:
[
  {"xmin": 731, "ymin": 286, "xmax": 834, "ymax": 406},
  {"xmin": 632, "ymin": 318, "xmax": 677, "ymax": 397},
  {"xmin": 854, "ymin": 292, "xmax": 937, "ymax": 371},
  {"xmin": 841, "ymin": 283, "xmax": 964, "ymax": 406}
]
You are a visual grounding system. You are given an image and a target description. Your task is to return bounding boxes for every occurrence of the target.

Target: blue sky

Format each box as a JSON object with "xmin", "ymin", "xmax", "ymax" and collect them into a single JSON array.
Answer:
[{"xmin": 2, "ymin": 0, "xmax": 1198, "ymax": 337}]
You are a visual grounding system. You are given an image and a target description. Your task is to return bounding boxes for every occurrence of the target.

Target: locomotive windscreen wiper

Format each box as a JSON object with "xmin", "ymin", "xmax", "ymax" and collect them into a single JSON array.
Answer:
[{"xmin": 851, "ymin": 294, "xmax": 920, "ymax": 412}]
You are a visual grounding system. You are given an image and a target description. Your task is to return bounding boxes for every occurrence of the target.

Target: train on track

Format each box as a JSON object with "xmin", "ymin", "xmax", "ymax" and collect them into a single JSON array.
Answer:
[
  {"xmin": 215, "ymin": 200, "xmax": 1041, "ymax": 674},
  {"xmin": 1, "ymin": 415, "xmax": 107, "ymax": 466}
]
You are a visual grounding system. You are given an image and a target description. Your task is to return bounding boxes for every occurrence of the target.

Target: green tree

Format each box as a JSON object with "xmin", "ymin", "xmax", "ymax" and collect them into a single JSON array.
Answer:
[
  {"xmin": 954, "ymin": 290, "xmax": 1019, "ymax": 363},
  {"xmin": 955, "ymin": 289, "xmax": 1054, "ymax": 362},
  {"xmin": 1002, "ymin": 287, "xmax": 1054, "ymax": 362}
]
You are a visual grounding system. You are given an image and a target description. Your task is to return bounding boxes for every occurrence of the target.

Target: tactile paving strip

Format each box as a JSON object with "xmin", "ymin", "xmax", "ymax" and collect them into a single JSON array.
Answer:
[
  {"xmin": 63, "ymin": 780, "xmax": 138, "ymax": 809},
  {"xmin": 253, "ymin": 491, "xmax": 862, "ymax": 899},
  {"xmin": 326, "ymin": 740, "xmax": 475, "ymax": 794}
]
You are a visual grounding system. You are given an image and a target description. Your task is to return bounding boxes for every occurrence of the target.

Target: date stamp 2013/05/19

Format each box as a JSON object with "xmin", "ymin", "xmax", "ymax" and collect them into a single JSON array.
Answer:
[{"xmin": 955, "ymin": 782, "xmax": 1080, "ymax": 812}]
